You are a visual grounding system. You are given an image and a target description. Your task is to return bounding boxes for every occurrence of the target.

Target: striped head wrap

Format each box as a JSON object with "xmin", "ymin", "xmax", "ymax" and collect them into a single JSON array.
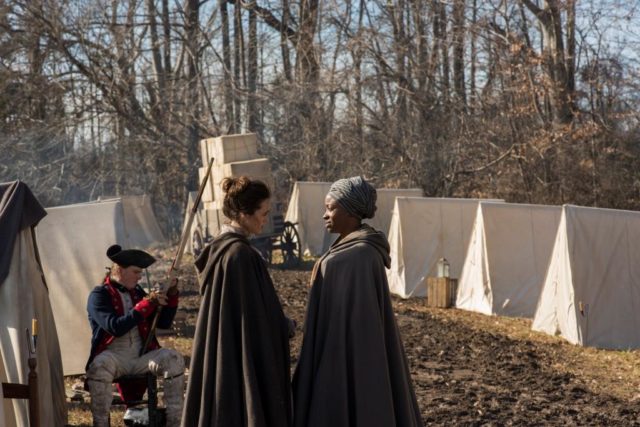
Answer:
[{"xmin": 327, "ymin": 176, "xmax": 377, "ymax": 219}]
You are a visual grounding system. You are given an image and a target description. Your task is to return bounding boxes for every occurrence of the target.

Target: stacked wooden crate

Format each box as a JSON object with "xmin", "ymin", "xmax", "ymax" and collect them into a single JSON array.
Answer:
[{"xmin": 198, "ymin": 133, "xmax": 275, "ymax": 235}]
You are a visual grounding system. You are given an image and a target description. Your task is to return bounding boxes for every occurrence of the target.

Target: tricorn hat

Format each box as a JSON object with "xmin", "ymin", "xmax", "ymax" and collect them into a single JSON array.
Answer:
[{"xmin": 106, "ymin": 244, "xmax": 156, "ymax": 268}]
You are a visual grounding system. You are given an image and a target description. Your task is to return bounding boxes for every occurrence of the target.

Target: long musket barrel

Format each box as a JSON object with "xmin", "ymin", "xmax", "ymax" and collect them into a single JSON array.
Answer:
[{"xmin": 140, "ymin": 157, "xmax": 214, "ymax": 356}]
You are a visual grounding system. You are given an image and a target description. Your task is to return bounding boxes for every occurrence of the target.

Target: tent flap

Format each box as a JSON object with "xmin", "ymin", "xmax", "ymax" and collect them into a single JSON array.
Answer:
[
  {"xmin": 533, "ymin": 205, "xmax": 640, "ymax": 349},
  {"xmin": 387, "ymin": 197, "xmax": 498, "ymax": 298},
  {"xmin": 456, "ymin": 202, "xmax": 561, "ymax": 318}
]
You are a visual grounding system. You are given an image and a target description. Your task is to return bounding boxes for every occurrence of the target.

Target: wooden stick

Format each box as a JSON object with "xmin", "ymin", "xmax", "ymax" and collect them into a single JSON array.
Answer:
[
  {"xmin": 28, "ymin": 357, "xmax": 39, "ymax": 427},
  {"xmin": 140, "ymin": 157, "xmax": 214, "ymax": 356}
]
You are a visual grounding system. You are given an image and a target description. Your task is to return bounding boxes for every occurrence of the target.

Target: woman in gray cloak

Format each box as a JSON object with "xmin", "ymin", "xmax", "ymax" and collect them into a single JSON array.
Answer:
[
  {"xmin": 182, "ymin": 176, "xmax": 292, "ymax": 427},
  {"xmin": 292, "ymin": 176, "xmax": 422, "ymax": 427}
]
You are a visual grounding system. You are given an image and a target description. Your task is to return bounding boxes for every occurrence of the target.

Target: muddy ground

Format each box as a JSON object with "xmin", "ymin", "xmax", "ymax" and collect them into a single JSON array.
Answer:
[{"xmin": 67, "ymin": 249, "xmax": 640, "ymax": 426}]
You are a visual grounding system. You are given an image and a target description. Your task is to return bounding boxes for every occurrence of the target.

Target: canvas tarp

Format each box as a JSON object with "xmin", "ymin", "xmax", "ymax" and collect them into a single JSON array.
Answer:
[
  {"xmin": 36, "ymin": 200, "xmax": 129, "ymax": 375},
  {"xmin": 284, "ymin": 182, "xmax": 423, "ymax": 256},
  {"xmin": 387, "ymin": 197, "xmax": 503, "ymax": 298},
  {"xmin": 284, "ymin": 182, "xmax": 331, "ymax": 256},
  {"xmin": 182, "ymin": 191, "xmax": 199, "ymax": 254},
  {"xmin": 98, "ymin": 195, "xmax": 166, "ymax": 247},
  {"xmin": 37, "ymin": 196, "xmax": 166, "ymax": 375},
  {"xmin": 532, "ymin": 205, "xmax": 640, "ymax": 349},
  {"xmin": 119, "ymin": 195, "xmax": 165, "ymax": 247},
  {"xmin": 0, "ymin": 181, "xmax": 66, "ymax": 426},
  {"xmin": 367, "ymin": 188, "xmax": 424, "ymax": 233},
  {"xmin": 456, "ymin": 202, "xmax": 561, "ymax": 318}
]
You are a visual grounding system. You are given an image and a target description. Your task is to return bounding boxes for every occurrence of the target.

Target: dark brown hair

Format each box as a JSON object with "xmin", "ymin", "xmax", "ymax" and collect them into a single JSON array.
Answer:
[{"xmin": 221, "ymin": 176, "xmax": 271, "ymax": 220}]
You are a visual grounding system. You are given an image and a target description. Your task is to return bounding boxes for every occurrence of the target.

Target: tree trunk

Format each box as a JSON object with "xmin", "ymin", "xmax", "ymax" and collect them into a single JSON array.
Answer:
[
  {"xmin": 452, "ymin": 0, "xmax": 466, "ymax": 106},
  {"xmin": 146, "ymin": 0, "xmax": 164, "ymax": 97},
  {"xmin": 470, "ymin": 0, "xmax": 477, "ymax": 109},
  {"xmin": 162, "ymin": 0, "xmax": 173, "ymax": 122},
  {"xmin": 233, "ymin": 2, "xmax": 244, "ymax": 132},
  {"xmin": 521, "ymin": 0, "xmax": 574, "ymax": 125},
  {"xmin": 387, "ymin": 0, "xmax": 409, "ymax": 150},
  {"xmin": 438, "ymin": 1, "xmax": 449, "ymax": 102},
  {"xmin": 566, "ymin": 0, "xmax": 576, "ymax": 95},
  {"xmin": 247, "ymin": 1, "xmax": 259, "ymax": 133},
  {"xmin": 296, "ymin": 0, "xmax": 320, "ymax": 88},
  {"xmin": 355, "ymin": 0, "xmax": 365, "ymax": 148},
  {"xmin": 280, "ymin": 0, "xmax": 292, "ymax": 81},
  {"xmin": 220, "ymin": 0, "xmax": 235, "ymax": 132},
  {"xmin": 186, "ymin": 0, "xmax": 200, "ymax": 182}
]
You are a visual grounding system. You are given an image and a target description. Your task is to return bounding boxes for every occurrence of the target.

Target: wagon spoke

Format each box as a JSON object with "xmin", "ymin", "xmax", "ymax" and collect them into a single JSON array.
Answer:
[{"xmin": 279, "ymin": 222, "xmax": 301, "ymax": 269}]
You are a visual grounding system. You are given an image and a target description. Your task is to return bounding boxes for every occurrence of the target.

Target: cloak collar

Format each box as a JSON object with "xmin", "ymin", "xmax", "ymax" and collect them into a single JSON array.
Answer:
[
  {"xmin": 194, "ymin": 232, "xmax": 249, "ymax": 294},
  {"xmin": 329, "ymin": 224, "xmax": 391, "ymax": 268}
]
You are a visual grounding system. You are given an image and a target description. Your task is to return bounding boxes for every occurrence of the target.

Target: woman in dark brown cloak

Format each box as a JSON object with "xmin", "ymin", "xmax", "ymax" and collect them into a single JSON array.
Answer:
[
  {"xmin": 293, "ymin": 176, "xmax": 422, "ymax": 427},
  {"xmin": 182, "ymin": 176, "xmax": 292, "ymax": 427}
]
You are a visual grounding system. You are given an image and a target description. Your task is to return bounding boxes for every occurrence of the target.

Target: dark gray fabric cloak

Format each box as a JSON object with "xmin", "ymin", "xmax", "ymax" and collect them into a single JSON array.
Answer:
[
  {"xmin": 182, "ymin": 232, "xmax": 292, "ymax": 427},
  {"xmin": 0, "ymin": 180, "xmax": 46, "ymax": 285},
  {"xmin": 293, "ymin": 224, "xmax": 422, "ymax": 427}
]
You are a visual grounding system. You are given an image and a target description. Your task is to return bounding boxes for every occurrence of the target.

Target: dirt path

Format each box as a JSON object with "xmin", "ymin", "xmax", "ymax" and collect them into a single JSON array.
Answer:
[
  {"xmin": 67, "ymin": 254, "xmax": 640, "ymax": 425},
  {"xmin": 270, "ymin": 268, "xmax": 640, "ymax": 426}
]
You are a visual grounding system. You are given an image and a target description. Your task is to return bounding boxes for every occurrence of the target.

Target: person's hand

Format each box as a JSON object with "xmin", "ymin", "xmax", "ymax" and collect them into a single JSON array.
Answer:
[{"xmin": 146, "ymin": 290, "xmax": 168, "ymax": 306}]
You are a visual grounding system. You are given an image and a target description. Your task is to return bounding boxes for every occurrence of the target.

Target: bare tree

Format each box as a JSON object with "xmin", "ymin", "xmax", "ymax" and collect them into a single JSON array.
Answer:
[
  {"xmin": 520, "ymin": 0, "xmax": 575, "ymax": 125},
  {"xmin": 3, "ymin": 0, "xmax": 640, "ymax": 231}
]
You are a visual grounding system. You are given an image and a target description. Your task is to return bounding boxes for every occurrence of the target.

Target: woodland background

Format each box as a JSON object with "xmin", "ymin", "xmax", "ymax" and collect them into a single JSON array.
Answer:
[{"xmin": 1, "ymin": 0, "xmax": 639, "ymax": 235}]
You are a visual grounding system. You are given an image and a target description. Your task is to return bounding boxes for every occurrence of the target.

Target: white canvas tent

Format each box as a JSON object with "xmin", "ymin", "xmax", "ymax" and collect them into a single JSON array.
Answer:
[
  {"xmin": 532, "ymin": 205, "xmax": 640, "ymax": 349},
  {"xmin": 98, "ymin": 195, "xmax": 166, "ymax": 247},
  {"xmin": 456, "ymin": 202, "xmax": 561, "ymax": 318},
  {"xmin": 119, "ymin": 195, "xmax": 166, "ymax": 247},
  {"xmin": 367, "ymin": 188, "xmax": 424, "ymax": 233},
  {"xmin": 284, "ymin": 182, "xmax": 331, "ymax": 256},
  {"xmin": 182, "ymin": 191, "xmax": 200, "ymax": 255},
  {"xmin": 36, "ymin": 196, "xmax": 164, "ymax": 375},
  {"xmin": 285, "ymin": 182, "xmax": 423, "ymax": 256},
  {"xmin": 387, "ymin": 197, "xmax": 501, "ymax": 298},
  {"xmin": 0, "ymin": 181, "xmax": 67, "ymax": 426},
  {"xmin": 36, "ymin": 200, "xmax": 128, "ymax": 375}
]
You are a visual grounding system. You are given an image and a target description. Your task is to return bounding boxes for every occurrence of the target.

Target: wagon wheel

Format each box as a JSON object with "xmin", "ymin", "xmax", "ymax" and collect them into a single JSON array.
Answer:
[{"xmin": 277, "ymin": 222, "xmax": 302, "ymax": 269}]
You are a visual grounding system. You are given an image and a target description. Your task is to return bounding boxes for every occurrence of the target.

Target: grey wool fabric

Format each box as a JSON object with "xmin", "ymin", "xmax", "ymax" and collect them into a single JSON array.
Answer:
[
  {"xmin": 0, "ymin": 180, "xmax": 46, "ymax": 285},
  {"xmin": 327, "ymin": 176, "xmax": 377, "ymax": 219},
  {"xmin": 182, "ymin": 232, "xmax": 292, "ymax": 427},
  {"xmin": 293, "ymin": 224, "xmax": 423, "ymax": 427}
]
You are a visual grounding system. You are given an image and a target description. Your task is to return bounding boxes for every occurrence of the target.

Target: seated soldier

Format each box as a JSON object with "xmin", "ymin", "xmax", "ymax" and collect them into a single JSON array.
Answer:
[{"xmin": 85, "ymin": 244, "xmax": 184, "ymax": 426}]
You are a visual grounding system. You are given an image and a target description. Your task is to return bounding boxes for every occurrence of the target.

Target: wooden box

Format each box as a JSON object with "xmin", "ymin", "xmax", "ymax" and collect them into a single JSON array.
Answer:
[
  {"xmin": 204, "ymin": 133, "xmax": 259, "ymax": 166},
  {"xmin": 426, "ymin": 277, "xmax": 458, "ymax": 308},
  {"xmin": 203, "ymin": 205, "xmax": 225, "ymax": 237},
  {"xmin": 211, "ymin": 158, "xmax": 273, "ymax": 201},
  {"xmin": 203, "ymin": 199, "xmax": 276, "ymax": 236},
  {"xmin": 199, "ymin": 139, "xmax": 210, "ymax": 167}
]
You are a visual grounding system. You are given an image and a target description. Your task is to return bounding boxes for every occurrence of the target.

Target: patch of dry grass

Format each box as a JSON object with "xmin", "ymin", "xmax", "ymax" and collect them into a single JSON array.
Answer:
[
  {"xmin": 65, "ymin": 245, "xmax": 640, "ymax": 424},
  {"xmin": 404, "ymin": 299, "xmax": 640, "ymax": 402}
]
